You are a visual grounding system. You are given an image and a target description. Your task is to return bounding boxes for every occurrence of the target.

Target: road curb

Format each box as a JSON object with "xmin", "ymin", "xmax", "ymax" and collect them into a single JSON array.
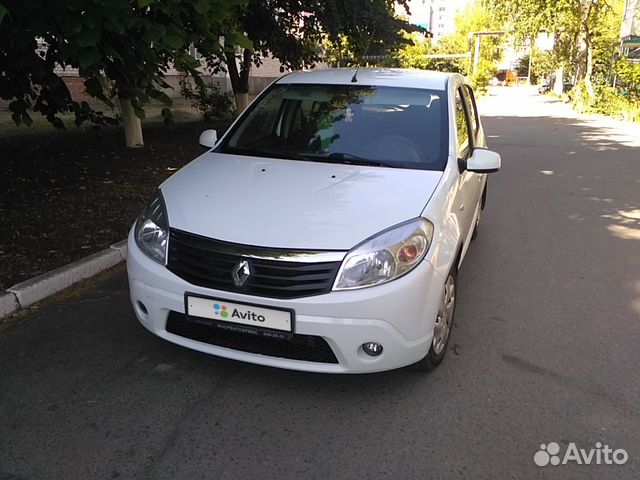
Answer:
[
  {"xmin": 1, "ymin": 240, "xmax": 127, "ymax": 319},
  {"xmin": 0, "ymin": 292, "xmax": 19, "ymax": 318}
]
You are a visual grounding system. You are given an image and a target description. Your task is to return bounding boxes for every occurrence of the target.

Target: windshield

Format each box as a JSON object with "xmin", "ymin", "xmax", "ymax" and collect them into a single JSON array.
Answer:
[{"xmin": 218, "ymin": 83, "xmax": 448, "ymax": 170}]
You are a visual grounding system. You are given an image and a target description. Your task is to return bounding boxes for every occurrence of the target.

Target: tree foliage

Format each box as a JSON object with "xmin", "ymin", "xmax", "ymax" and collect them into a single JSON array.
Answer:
[
  {"xmin": 179, "ymin": 78, "xmax": 235, "ymax": 120},
  {"xmin": 0, "ymin": 0, "xmax": 246, "ymax": 128},
  {"xmin": 396, "ymin": 1, "xmax": 503, "ymax": 92},
  {"xmin": 487, "ymin": 0, "xmax": 625, "ymax": 90},
  {"xmin": 212, "ymin": 0, "xmax": 416, "ymax": 106},
  {"xmin": 396, "ymin": 33, "xmax": 469, "ymax": 73},
  {"xmin": 1, "ymin": 0, "xmax": 415, "ymax": 130},
  {"xmin": 615, "ymin": 58, "xmax": 640, "ymax": 99}
]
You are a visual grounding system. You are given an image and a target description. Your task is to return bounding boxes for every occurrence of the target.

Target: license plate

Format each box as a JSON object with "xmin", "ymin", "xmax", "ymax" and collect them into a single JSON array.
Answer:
[{"xmin": 185, "ymin": 294, "xmax": 294, "ymax": 333}]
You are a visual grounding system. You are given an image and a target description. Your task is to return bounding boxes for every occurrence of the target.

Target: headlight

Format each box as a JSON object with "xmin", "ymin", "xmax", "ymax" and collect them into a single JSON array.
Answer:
[
  {"xmin": 134, "ymin": 191, "xmax": 169, "ymax": 264},
  {"xmin": 333, "ymin": 218, "xmax": 434, "ymax": 290}
]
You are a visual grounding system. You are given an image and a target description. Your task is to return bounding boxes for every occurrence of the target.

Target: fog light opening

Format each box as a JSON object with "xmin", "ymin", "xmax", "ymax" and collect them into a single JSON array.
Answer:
[
  {"xmin": 362, "ymin": 342, "xmax": 383, "ymax": 357},
  {"xmin": 137, "ymin": 301, "xmax": 148, "ymax": 315}
]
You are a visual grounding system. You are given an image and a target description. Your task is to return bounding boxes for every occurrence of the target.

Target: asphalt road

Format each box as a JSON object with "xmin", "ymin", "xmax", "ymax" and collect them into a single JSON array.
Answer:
[{"xmin": 1, "ymin": 87, "xmax": 639, "ymax": 480}]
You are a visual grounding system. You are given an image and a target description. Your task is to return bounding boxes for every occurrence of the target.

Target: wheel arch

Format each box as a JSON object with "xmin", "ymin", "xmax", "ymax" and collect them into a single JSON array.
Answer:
[{"xmin": 425, "ymin": 213, "xmax": 463, "ymax": 281}]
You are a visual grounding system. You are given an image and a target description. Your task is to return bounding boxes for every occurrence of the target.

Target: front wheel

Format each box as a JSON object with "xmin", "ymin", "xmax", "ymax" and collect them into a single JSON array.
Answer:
[{"xmin": 417, "ymin": 269, "xmax": 457, "ymax": 371}]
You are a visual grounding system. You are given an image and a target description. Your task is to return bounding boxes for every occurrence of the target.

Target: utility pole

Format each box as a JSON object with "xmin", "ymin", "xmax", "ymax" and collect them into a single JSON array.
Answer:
[
  {"xmin": 473, "ymin": 35, "xmax": 481, "ymax": 77},
  {"xmin": 468, "ymin": 31, "xmax": 506, "ymax": 77},
  {"xmin": 527, "ymin": 39, "xmax": 533, "ymax": 85}
]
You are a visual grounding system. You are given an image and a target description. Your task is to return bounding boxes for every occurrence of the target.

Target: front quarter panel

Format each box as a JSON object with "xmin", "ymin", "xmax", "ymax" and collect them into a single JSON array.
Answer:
[
  {"xmin": 422, "ymin": 156, "xmax": 462, "ymax": 280},
  {"xmin": 422, "ymin": 74, "xmax": 468, "ymax": 279}
]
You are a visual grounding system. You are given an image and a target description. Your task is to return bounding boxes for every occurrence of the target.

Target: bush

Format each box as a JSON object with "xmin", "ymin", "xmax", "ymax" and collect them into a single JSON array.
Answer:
[
  {"xmin": 573, "ymin": 80, "xmax": 640, "ymax": 122},
  {"xmin": 571, "ymin": 81, "xmax": 591, "ymax": 112},
  {"xmin": 470, "ymin": 70, "xmax": 493, "ymax": 96},
  {"xmin": 614, "ymin": 59, "xmax": 640, "ymax": 100},
  {"xmin": 470, "ymin": 60, "xmax": 498, "ymax": 96},
  {"xmin": 179, "ymin": 78, "xmax": 235, "ymax": 120}
]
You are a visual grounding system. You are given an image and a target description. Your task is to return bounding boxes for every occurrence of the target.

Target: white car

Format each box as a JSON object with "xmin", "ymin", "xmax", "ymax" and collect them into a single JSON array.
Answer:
[{"xmin": 127, "ymin": 68, "xmax": 501, "ymax": 373}]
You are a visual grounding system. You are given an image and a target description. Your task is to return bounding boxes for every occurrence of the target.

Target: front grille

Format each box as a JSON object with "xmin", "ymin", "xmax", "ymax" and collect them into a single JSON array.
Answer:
[
  {"xmin": 166, "ymin": 311, "xmax": 339, "ymax": 363},
  {"xmin": 167, "ymin": 229, "xmax": 342, "ymax": 299}
]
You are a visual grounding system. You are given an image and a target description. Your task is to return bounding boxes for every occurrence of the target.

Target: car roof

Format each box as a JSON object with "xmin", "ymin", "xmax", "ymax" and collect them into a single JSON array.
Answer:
[{"xmin": 277, "ymin": 68, "xmax": 459, "ymax": 91}]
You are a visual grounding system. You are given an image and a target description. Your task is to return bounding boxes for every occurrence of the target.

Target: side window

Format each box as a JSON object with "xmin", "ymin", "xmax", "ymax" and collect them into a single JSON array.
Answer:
[
  {"xmin": 463, "ymin": 85, "xmax": 479, "ymax": 140},
  {"xmin": 276, "ymin": 99, "xmax": 335, "ymax": 151},
  {"xmin": 455, "ymin": 88, "xmax": 470, "ymax": 159},
  {"xmin": 288, "ymin": 100, "xmax": 313, "ymax": 135},
  {"xmin": 233, "ymin": 89, "xmax": 285, "ymax": 145}
]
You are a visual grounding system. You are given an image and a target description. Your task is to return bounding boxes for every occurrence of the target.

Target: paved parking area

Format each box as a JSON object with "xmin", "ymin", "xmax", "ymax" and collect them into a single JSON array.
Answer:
[{"xmin": 1, "ymin": 88, "xmax": 639, "ymax": 479}]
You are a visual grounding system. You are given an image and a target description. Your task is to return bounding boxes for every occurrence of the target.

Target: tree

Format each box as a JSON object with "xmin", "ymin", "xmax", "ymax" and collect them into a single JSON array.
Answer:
[
  {"xmin": 396, "ymin": 32, "xmax": 438, "ymax": 70},
  {"xmin": 396, "ymin": 32, "xmax": 469, "ymax": 73},
  {"xmin": 487, "ymin": 0, "xmax": 625, "ymax": 95},
  {"xmin": 396, "ymin": 1, "xmax": 504, "ymax": 92},
  {"xmin": 209, "ymin": 0, "xmax": 415, "ymax": 111},
  {"xmin": 0, "ymin": 0, "xmax": 246, "ymax": 147},
  {"xmin": 515, "ymin": 53, "xmax": 531, "ymax": 77},
  {"xmin": 615, "ymin": 58, "xmax": 640, "ymax": 99}
]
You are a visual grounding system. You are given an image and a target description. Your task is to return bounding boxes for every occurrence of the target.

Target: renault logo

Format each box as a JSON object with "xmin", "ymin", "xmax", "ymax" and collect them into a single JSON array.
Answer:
[{"xmin": 232, "ymin": 260, "xmax": 251, "ymax": 287}]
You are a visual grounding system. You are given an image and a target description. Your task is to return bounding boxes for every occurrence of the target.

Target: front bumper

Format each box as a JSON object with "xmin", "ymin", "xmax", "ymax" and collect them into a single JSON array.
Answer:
[{"xmin": 127, "ymin": 229, "xmax": 446, "ymax": 373}]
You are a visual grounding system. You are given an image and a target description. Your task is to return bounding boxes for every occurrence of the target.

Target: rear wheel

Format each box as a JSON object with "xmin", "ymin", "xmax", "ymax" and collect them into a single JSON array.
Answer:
[{"xmin": 418, "ymin": 268, "xmax": 457, "ymax": 371}]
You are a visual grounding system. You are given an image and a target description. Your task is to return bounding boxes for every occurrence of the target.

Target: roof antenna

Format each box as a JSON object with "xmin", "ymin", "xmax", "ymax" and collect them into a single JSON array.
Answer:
[{"xmin": 351, "ymin": 27, "xmax": 376, "ymax": 83}]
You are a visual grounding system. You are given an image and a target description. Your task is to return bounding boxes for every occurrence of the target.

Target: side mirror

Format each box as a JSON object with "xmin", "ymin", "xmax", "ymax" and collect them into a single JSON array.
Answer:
[
  {"xmin": 467, "ymin": 148, "xmax": 501, "ymax": 173},
  {"xmin": 199, "ymin": 129, "xmax": 218, "ymax": 148}
]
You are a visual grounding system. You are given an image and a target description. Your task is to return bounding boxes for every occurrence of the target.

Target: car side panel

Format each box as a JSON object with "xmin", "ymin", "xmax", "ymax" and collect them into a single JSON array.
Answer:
[
  {"xmin": 422, "ymin": 157, "xmax": 462, "ymax": 281},
  {"xmin": 431, "ymin": 76, "xmax": 471, "ymax": 275},
  {"xmin": 443, "ymin": 79, "xmax": 488, "ymax": 268}
]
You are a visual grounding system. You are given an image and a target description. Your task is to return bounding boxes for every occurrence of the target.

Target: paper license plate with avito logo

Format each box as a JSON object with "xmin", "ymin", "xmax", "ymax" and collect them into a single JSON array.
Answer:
[{"xmin": 185, "ymin": 294, "xmax": 294, "ymax": 333}]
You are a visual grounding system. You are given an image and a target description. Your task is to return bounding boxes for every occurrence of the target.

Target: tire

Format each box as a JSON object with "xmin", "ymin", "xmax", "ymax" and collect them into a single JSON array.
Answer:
[{"xmin": 417, "ymin": 267, "xmax": 458, "ymax": 371}]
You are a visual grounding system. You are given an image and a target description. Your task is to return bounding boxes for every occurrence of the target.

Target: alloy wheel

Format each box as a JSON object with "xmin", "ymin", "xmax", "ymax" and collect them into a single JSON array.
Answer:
[{"xmin": 432, "ymin": 274, "xmax": 456, "ymax": 356}]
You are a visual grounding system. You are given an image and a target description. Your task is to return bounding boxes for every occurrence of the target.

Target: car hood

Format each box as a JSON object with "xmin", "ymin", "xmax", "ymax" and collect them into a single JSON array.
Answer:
[{"xmin": 161, "ymin": 153, "xmax": 442, "ymax": 251}]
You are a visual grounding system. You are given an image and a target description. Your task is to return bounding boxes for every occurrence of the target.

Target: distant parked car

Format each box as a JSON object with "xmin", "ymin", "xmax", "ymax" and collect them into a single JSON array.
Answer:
[
  {"xmin": 127, "ymin": 68, "xmax": 501, "ymax": 373},
  {"xmin": 538, "ymin": 80, "xmax": 552, "ymax": 94},
  {"xmin": 490, "ymin": 77, "xmax": 507, "ymax": 87}
]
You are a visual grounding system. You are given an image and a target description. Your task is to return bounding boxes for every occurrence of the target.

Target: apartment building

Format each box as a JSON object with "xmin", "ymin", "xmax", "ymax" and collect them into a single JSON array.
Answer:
[
  {"xmin": 430, "ymin": 0, "xmax": 473, "ymax": 41},
  {"xmin": 399, "ymin": 0, "xmax": 435, "ymax": 31}
]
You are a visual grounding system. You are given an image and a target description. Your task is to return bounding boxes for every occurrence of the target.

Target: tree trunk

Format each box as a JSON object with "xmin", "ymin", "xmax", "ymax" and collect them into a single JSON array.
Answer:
[
  {"xmin": 119, "ymin": 97, "xmax": 144, "ymax": 148},
  {"xmin": 234, "ymin": 92, "xmax": 250, "ymax": 112},
  {"xmin": 225, "ymin": 49, "xmax": 252, "ymax": 113},
  {"xmin": 584, "ymin": 35, "xmax": 594, "ymax": 98},
  {"xmin": 581, "ymin": 1, "xmax": 595, "ymax": 98}
]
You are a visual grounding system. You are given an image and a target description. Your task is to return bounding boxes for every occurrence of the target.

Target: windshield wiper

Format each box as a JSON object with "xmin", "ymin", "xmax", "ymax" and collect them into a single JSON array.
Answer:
[
  {"xmin": 220, "ymin": 146, "xmax": 308, "ymax": 161},
  {"xmin": 301, "ymin": 152, "xmax": 402, "ymax": 168},
  {"xmin": 220, "ymin": 147, "xmax": 402, "ymax": 168}
]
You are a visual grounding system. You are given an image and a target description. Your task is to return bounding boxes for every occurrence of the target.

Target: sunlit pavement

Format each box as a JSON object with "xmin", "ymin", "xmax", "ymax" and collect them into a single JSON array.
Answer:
[
  {"xmin": 482, "ymin": 85, "xmax": 640, "ymax": 147},
  {"xmin": 1, "ymin": 87, "xmax": 639, "ymax": 480}
]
